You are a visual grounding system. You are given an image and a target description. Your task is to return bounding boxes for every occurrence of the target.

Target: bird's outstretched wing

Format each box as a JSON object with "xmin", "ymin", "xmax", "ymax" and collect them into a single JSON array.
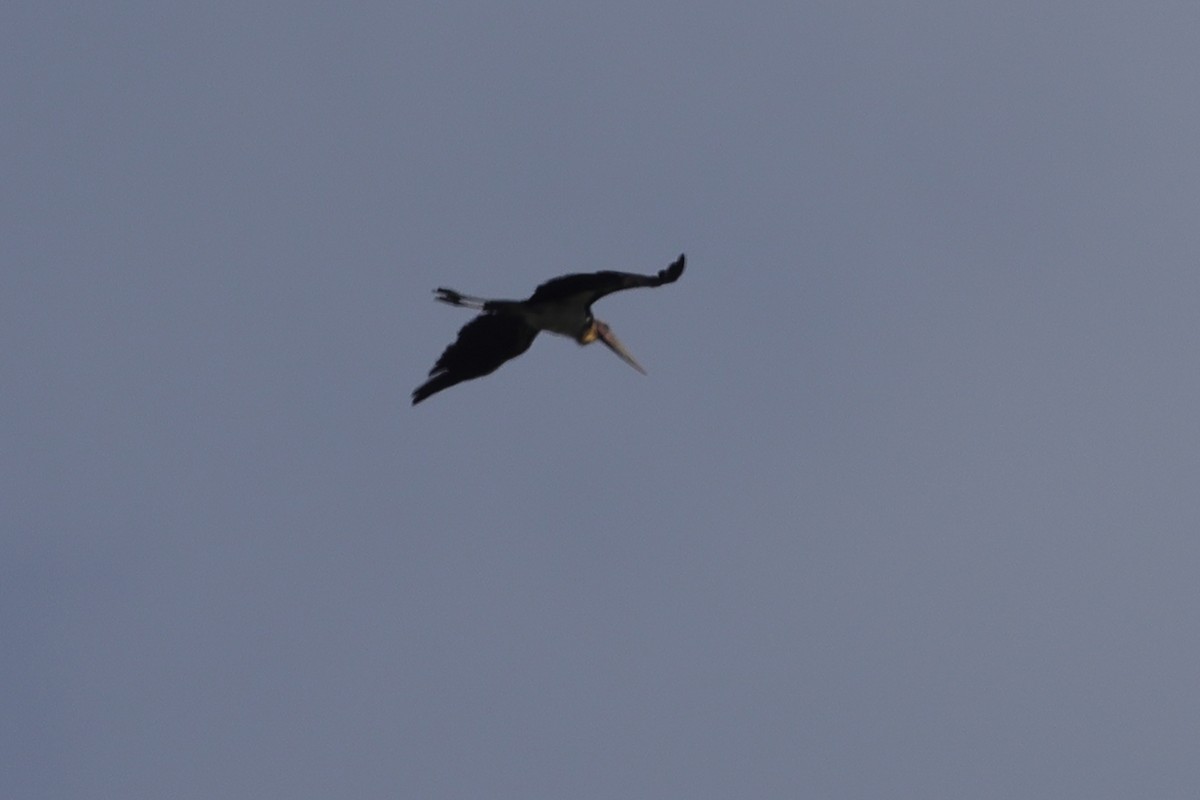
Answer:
[
  {"xmin": 527, "ymin": 253, "xmax": 686, "ymax": 307},
  {"xmin": 412, "ymin": 314, "xmax": 539, "ymax": 404}
]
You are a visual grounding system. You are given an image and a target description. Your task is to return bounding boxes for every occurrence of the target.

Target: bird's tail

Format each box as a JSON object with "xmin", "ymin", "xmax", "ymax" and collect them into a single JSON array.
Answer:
[{"xmin": 434, "ymin": 288, "xmax": 521, "ymax": 314}]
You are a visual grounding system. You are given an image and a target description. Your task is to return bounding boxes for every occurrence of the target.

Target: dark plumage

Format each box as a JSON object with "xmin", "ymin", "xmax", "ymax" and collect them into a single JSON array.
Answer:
[
  {"xmin": 410, "ymin": 314, "xmax": 538, "ymax": 405},
  {"xmin": 412, "ymin": 254, "xmax": 685, "ymax": 404},
  {"xmin": 526, "ymin": 255, "xmax": 686, "ymax": 305}
]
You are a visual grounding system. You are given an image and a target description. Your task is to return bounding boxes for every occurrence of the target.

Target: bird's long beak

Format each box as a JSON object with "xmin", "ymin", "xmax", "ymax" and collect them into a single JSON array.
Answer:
[{"xmin": 594, "ymin": 320, "xmax": 647, "ymax": 375}]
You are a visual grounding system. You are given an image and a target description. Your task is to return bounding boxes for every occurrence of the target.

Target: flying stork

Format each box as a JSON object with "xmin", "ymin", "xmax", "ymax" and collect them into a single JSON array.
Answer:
[{"xmin": 412, "ymin": 253, "xmax": 686, "ymax": 404}]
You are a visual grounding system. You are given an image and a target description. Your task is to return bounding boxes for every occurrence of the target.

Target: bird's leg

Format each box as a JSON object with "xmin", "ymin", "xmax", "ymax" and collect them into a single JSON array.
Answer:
[
  {"xmin": 433, "ymin": 288, "xmax": 490, "ymax": 309},
  {"xmin": 434, "ymin": 288, "xmax": 527, "ymax": 317}
]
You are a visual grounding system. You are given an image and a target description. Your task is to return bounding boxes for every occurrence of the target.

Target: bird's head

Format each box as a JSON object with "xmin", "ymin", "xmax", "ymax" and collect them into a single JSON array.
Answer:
[{"xmin": 580, "ymin": 319, "xmax": 647, "ymax": 375}]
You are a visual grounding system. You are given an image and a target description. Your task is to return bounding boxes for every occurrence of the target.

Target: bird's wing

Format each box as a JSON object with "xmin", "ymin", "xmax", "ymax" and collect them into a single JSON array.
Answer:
[
  {"xmin": 411, "ymin": 313, "xmax": 539, "ymax": 404},
  {"xmin": 527, "ymin": 253, "xmax": 686, "ymax": 306}
]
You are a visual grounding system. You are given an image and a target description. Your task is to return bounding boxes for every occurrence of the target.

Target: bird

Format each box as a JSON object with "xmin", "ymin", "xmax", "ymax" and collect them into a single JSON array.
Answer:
[{"xmin": 412, "ymin": 253, "xmax": 686, "ymax": 404}]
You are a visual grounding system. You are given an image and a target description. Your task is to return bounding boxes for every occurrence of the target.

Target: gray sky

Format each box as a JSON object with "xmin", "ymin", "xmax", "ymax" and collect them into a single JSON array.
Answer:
[{"xmin": 5, "ymin": 3, "xmax": 1200, "ymax": 798}]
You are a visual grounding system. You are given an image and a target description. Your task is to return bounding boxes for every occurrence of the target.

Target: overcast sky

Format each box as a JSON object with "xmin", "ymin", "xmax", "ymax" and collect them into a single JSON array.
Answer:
[{"xmin": 5, "ymin": 3, "xmax": 1200, "ymax": 798}]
